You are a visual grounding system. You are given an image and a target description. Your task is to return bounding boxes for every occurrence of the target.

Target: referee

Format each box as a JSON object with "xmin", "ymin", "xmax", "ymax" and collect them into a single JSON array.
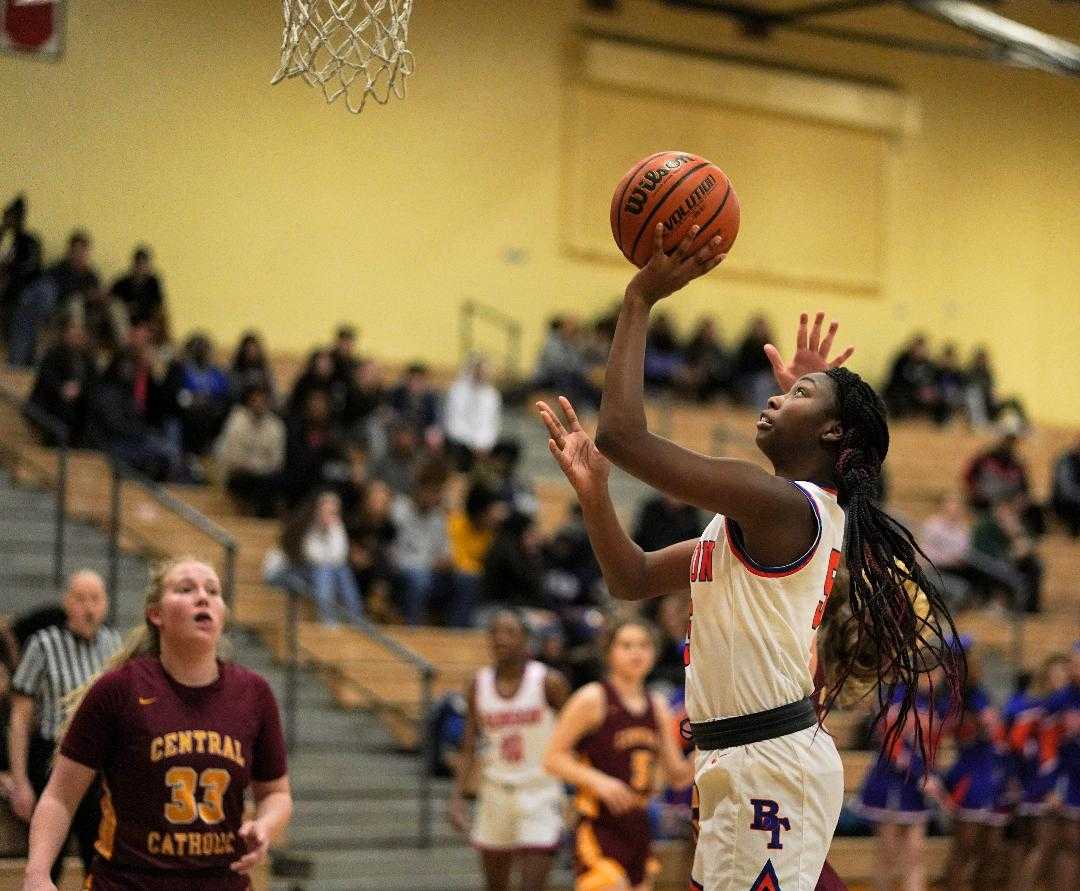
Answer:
[{"xmin": 6, "ymin": 570, "xmax": 121, "ymax": 882}]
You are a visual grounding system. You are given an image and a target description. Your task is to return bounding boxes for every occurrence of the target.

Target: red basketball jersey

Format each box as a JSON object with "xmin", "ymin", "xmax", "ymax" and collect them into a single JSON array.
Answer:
[{"xmin": 60, "ymin": 655, "xmax": 287, "ymax": 889}]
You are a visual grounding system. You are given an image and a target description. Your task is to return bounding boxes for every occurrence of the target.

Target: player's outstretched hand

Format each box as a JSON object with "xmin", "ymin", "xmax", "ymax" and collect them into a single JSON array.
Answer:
[
  {"xmin": 231, "ymin": 820, "xmax": 269, "ymax": 874},
  {"xmin": 764, "ymin": 311, "xmax": 855, "ymax": 392},
  {"xmin": 537, "ymin": 397, "xmax": 610, "ymax": 503},
  {"xmin": 594, "ymin": 774, "xmax": 640, "ymax": 816},
  {"xmin": 626, "ymin": 223, "xmax": 726, "ymax": 307}
]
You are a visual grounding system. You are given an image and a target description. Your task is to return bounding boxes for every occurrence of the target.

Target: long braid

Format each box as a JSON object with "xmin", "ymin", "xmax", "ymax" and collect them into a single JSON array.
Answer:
[{"xmin": 820, "ymin": 368, "xmax": 965, "ymax": 768}]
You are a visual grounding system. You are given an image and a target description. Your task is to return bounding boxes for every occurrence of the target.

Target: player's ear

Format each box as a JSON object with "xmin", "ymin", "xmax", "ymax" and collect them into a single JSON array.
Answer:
[
  {"xmin": 146, "ymin": 605, "xmax": 163, "ymax": 630},
  {"xmin": 820, "ymin": 419, "xmax": 843, "ymax": 445}
]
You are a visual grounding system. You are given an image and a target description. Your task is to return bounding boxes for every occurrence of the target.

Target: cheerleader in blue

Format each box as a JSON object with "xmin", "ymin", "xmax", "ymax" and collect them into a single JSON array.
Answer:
[
  {"xmin": 939, "ymin": 639, "xmax": 1008, "ymax": 889},
  {"xmin": 1005, "ymin": 653, "xmax": 1070, "ymax": 890},
  {"xmin": 1038, "ymin": 643, "xmax": 1079, "ymax": 887},
  {"xmin": 852, "ymin": 673, "xmax": 949, "ymax": 891}
]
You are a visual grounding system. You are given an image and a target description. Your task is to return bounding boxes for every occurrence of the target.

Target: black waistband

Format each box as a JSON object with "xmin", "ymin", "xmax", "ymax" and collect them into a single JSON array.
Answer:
[{"xmin": 690, "ymin": 697, "xmax": 818, "ymax": 750}]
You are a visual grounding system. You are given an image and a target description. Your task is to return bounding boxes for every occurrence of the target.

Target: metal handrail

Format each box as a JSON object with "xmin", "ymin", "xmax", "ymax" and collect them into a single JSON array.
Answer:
[
  {"xmin": 459, "ymin": 299, "xmax": 523, "ymax": 376},
  {"xmin": 0, "ymin": 385, "xmax": 69, "ymax": 591},
  {"xmin": 282, "ymin": 589, "xmax": 436, "ymax": 848}
]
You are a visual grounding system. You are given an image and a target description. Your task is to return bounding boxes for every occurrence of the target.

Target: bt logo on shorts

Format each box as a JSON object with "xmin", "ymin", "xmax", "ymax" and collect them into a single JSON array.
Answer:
[{"xmin": 749, "ymin": 798, "xmax": 790, "ymax": 850}]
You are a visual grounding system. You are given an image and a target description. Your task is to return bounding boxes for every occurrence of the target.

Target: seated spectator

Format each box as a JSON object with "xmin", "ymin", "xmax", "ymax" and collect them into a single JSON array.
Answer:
[
  {"xmin": 478, "ymin": 438, "xmax": 537, "ymax": 517},
  {"xmin": 531, "ymin": 316, "xmax": 601, "ymax": 410},
  {"xmin": 970, "ymin": 497, "xmax": 1043, "ymax": 613},
  {"xmin": 342, "ymin": 357, "xmax": 386, "ymax": 447},
  {"xmin": 964, "ymin": 346, "xmax": 1028, "ymax": 431},
  {"xmin": 215, "ymin": 384, "xmax": 285, "ymax": 518},
  {"xmin": 481, "ymin": 511, "xmax": 550, "ymax": 617},
  {"xmin": 389, "ymin": 460, "xmax": 452, "ymax": 625},
  {"xmin": 683, "ymin": 316, "xmax": 732, "ymax": 402},
  {"xmin": 444, "ymin": 355, "xmax": 501, "ymax": 471},
  {"xmin": 446, "ymin": 481, "xmax": 506, "ymax": 628},
  {"xmin": 0, "ymin": 195, "xmax": 42, "ymax": 346},
  {"xmin": 289, "ymin": 348, "xmax": 350, "ymax": 424},
  {"xmin": 541, "ymin": 504, "xmax": 603, "ymax": 643},
  {"xmin": 918, "ymin": 493, "xmax": 974, "ymax": 609},
  {"xmin": 649, "ymin": 594, "xmax": 690, "ymax": 691},
  {"xmin": 935, "ymin": 343, "xmax": 967, "ymax": 425},
  {"xmin": 229, "ymin": 331, "xmax": 278, "ymax": 404},
  {"xmin": 370, "ymin": 419, "xmax": 419, "ymax": 495},
  {"xmin": 87, "ymin": 340, "xmax": 182, "ymax": 482},
  {"xmin": 1051, "ymin": 437, "xmax": 1080, "ymax": 537},
  {"xmin": 633, "ymin": 493, "xmax": 703, "ymax": 553},
  {"xmin": 330, "ymin": 324, "xmax": 361, "ymax": 390},
  {"xmin": 644, "ymin": 312, "xmax": 688, "ymax": 393},
  {"xmin": 8, "ymin": 229, "xmax": 99, "ymax": 368},
  {"xmin": 24, "ymin": 317, "xmax": 95, "ymax": 446},
  {"xmin": 882, "ymin": 332, "xmax": 941, "ymax": 420},
  {"xmin": 283, "ymin": 389, "xmax": 351, "ymax": 506},
  {"xmin": 731, "ymin": 314, "xmax": 777, "ymax": 407},
  {"xmin": 76, "ymin": 283, "xmax": 129, "ymax": 354},
  {"xmin": 301, "ymin": 491, "xmax": 365, "ymax": 626},
  {"xmin": 388, "ymin": 362, "xmax": 442, "ymax": 447},
  {"xmin": 175, "ymin": 333, "xmax": 231, "ymax": 456},
  {"xmin": 110, "ymin": 245, "xmax": 165, "ymax": 333},
  {"xmin": 964, "ymin": 424, "xmax": 1043, "ymax": 534},
  {"xmin": 346, "ymin": 480, "xmax": 398, "ymax": 621}
]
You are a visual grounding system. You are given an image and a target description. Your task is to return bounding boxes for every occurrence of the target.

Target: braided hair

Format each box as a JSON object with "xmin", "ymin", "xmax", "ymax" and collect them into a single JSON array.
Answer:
[{"xmin": 820, "ymin": 367, "xmax": 965, "ymax": 766}]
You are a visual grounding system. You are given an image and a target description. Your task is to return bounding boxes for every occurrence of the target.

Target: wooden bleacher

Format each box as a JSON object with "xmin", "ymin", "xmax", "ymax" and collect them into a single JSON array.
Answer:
[{"xmin": 2, "ymin": 356, "xmax": 1077, "ymax": 888}]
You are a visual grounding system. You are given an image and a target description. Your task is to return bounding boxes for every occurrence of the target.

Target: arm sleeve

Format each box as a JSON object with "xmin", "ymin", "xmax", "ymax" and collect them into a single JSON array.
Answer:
[
  {"xmin": 58, "ymin": 672, "xmax": 121, "ymax": 771},
  {"xmin": 10, "ymin": 634, "xmax": 45, "ymax": 697},
  {"xmin": 252, "ymin": 678, "xmax": 289, "ymax": 782}
]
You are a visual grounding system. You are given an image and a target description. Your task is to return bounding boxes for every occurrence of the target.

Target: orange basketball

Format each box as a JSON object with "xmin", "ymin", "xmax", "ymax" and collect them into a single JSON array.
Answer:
[{"xmin": 610, "ymin": 151, "xmax": 740, "ymax": 268}]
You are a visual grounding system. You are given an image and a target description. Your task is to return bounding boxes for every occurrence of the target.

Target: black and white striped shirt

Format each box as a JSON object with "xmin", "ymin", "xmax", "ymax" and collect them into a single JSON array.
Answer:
[{"xmin": 11, "ymin": 624, "xmax": 123, "ymax": 741}]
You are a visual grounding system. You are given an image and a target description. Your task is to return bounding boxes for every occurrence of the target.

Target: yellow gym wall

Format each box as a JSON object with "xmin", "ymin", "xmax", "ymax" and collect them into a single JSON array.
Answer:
[{"xmin": 1, "ymin": 0, "xmax": 1078, "ymax": 424}]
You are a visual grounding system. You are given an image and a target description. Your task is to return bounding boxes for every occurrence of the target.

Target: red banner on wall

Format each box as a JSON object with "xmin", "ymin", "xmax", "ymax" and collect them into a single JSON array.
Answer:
[{"xmin": 1, "ymin": 0, "xmax": 64, "ymax": 59}]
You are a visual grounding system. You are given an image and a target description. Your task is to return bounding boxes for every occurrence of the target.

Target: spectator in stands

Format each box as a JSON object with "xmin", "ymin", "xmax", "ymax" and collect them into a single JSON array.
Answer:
[
  {"xmin": 174, "ymin": 332, "xmax": 231, "ymax": 457},
  {"xmin": 342, "ymin": 357, "xmax": 387, "ymax": 447},
  {"xmin": 24, "ymin": 316, "xmax": 95, "ymax": 446},
  {"xmin": 541, "ymin": 503, "xmax": 604, "ymax": 643},
  {"xmin": 643, "ymin": 312, "xmax": 688, "ymax": 394},
  {"xmin": 731, "ymin": 314, "xmax": 777, "ymax": 407},
  {"xmin": 289, "ymin": 348, "xmax": 350, "ymax": 424},
  {"xmin": 215, "ymin": 384, "xmax": 285, "ymax": 518},
  {"xmin": 370, "ymin": 418, "xmax": 420, "ymax": 495},
  {"xmin": 444, "ymin": 355, "xmax": 502, "ymax": 471},
  {"xmin": 301, "ymin": 491, "xmax": 365, "ymax": 626},
  {"xmin": 918, "ymin": 492, "xmax": 974, "ymax": 609},
  {"xmin": 77, "ymin": 283, "xmax": 129, "ymax": 354},
  {"xmin": 531, "ymin": 316, "xmax": 601, "ymax": 410},
  {"xmin": 481, "ymin": 511, "xmax": 551, "ymax": 619},
  {"xmin": 345, "ymin": 480, "xmax": 398, "ymax": 622},
  {"xmin": 389, "ymin": 362, "xmax": 442, "ymax": 448},
  {"xmin": 7, "ymin": 229, "xmax": 100, "ymax": 368},
  {"xmin": 935, "ymin": 342, "xmax": 967, "ymax": 424},
  {"xmin": 883, "ymin": 332, "xmax": 942, "ymax": 421},
  {"xmin": 633, "ymin": 493, "xmax": 703, "ymax": 554},
  {"xmin": 447, "ymin": 481, "xmax": 506, "ymax": 628},
  {"xmin": 282, "ymin": 389, "xmax": 351, "ymax": 507},
  {"xmin": 970, "ymin": 496, "xmax": 1043, "ymax": 613},
  {"xmin": 329, "ymin": 324, "xmax": 360, "ymax": 389},
  {"xmin": 1051, "ymin": 437, "xmax": 1080, "ymax": 538},
  {"xmin": 480, "ymin": 438, "xmax": 538, "ymax": 518},
  {"xmin": 649, "ymin": 593, "xmax": 689, "ymax": 691},
  {"xmin": 110, "ymin": 245, "xmax": 165, "ymax": 331},
  {"xmin": 229, "ymin": 330, "xmax": 278, "ymax": 405},
  {"xmin": 683, "ymin": 316, "xmax": 732, "ymax": 402},
  {"xmin": 87, "ymin": 328, "xmax": 183, "ymax": 482},
  {"xmin": 389, "ymin": 460, "xmax": 452, "ymax": 625},
  {"xmin": 0, "ymin": 195, "xmax": 42, "ymax": 345},
  {"xmin": 964, "ymin": 423, "xmax": 1044, "ymax": 534},
  {"xmin": 964, "ymin": 346, "xmax": 1028, "ymax": 431}
]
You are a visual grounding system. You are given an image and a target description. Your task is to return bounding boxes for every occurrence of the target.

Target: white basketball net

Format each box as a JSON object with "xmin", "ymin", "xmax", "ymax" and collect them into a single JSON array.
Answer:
[{"xmin": 272, "ymin": 0, "xmax": 415, "ymax": 115}]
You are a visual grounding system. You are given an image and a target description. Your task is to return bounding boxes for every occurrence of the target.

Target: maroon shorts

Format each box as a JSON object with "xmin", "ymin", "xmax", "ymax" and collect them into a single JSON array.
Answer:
[{"xmin": 87, "ymin": 862, "xmax": 251, "ymax": 890}]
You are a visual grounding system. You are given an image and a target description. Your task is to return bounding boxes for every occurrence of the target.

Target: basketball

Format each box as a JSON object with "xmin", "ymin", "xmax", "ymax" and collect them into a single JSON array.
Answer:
[{"xmin": 610, "ymin": 151, "xmax": 740, "ymax": 268}]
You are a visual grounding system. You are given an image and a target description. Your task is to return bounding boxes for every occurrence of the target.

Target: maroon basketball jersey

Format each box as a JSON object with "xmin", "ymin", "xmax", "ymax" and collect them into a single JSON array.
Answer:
[
  {"xmin": 60, "ymin": 655, "xmax": 287, "ymax": 889},
  {"xmin": 576, "ymin": 680, "xmax": 659, "ymax": 825}
]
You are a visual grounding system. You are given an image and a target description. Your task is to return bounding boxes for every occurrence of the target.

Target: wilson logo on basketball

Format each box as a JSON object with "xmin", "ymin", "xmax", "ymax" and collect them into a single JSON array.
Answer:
[
  {"xmin": 623, "ymin": 155, "xmax": 695, "ymax": 214},
  {"xmin": 663, "ymin": 174, "xmax": 718, "ymax": 233}
]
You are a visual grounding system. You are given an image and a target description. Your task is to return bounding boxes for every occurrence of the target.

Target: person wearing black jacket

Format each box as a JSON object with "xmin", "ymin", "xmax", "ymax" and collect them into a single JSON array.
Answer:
[
  {"xmin": 25, "ymin": 318, "xmax": 95, "ymax": 445},
  {"xmin": 0, "ymin": 195, "xmax": 42, "ymax": 343}
]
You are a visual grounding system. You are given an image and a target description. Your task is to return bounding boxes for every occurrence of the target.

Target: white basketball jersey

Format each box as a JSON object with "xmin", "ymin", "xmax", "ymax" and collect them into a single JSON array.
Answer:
[
  {"xmin": 475, "ymin": 660, "xmax": 559, "ymax": 787},
  {"xmin": 684, "ymin": 481, "xmax": 845, "ymax": 724}
]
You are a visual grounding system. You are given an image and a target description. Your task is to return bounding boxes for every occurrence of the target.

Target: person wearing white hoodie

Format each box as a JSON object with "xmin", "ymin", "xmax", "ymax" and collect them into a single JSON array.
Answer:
[{"xmin": 303, "ymin": 491, "xmax": 364, "ymax": 625}]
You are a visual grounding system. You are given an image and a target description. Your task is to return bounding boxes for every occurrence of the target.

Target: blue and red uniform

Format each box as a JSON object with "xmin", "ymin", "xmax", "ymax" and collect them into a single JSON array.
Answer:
[
  {"xmin": 1005, "ymin": 689, "xmax": 1058, "ymax": 817},
  {"xmin": 1039, "ymin": 682, "xmax": 1080, "ymax": 820},
  {"xmin": 943, "ymin": 685, "xmax": 1008, "ymax": 825}
]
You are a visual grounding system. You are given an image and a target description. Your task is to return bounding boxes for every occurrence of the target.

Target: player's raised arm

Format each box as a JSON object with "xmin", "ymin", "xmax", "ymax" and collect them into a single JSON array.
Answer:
[{"xmin": 538, "ymin": 396, "xmax": 695, "ymax": 600}]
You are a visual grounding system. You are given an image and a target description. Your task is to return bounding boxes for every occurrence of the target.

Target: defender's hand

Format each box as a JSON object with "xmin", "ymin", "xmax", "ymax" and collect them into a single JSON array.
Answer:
[
  {"xmin": 537, "ymin": 397, "xmax": 610, "ymax": 503},
  {"xmin": 764, "ymin": 312, "xmax": 855, "ymax": 392}
]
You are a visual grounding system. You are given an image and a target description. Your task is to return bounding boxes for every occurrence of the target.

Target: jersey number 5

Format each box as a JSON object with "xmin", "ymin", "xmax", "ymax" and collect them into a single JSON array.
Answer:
[
  {"xmin": 812, "ymin": 549, "xmax": 842, "ymax": 630},
  {"xmin": 164, "ymin": 767, "xmax": 231, "ymax": 825}
]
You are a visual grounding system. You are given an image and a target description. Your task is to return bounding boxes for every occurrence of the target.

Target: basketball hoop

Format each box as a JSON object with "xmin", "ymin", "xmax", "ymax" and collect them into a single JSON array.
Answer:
[{"xmin": 272, "ymin": 0, "xmax": 415, "ymax": 115}]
